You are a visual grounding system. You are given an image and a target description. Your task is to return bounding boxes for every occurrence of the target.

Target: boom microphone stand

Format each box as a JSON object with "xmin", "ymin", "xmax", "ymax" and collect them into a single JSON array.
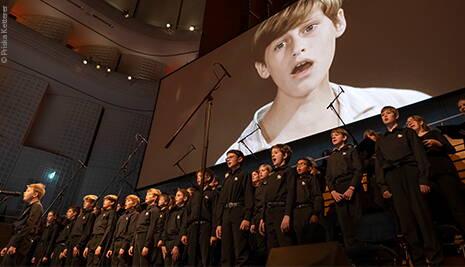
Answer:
[
  {"xmin": 98, "ymin": 134, "xmax": 147, "ymax": 201},
  {"xmin": 42, "ymin": 160, "xmax": 86, "ymax": 218},
  {"xmin": 164, "ymin": 63, "xmax": 231, "ymax": 264},
  {"xmin": 327, "ymin": 85, "xmax": 358, "ymax": 145}
]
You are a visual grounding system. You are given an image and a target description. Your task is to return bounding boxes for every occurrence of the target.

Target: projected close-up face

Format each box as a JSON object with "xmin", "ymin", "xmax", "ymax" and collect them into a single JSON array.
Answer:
[
  {"xmin": 137, "ymin": 0, "xmax": 465, "ymax": 188},
  {"xmin": 256, "ymin": 5, "xmax": 345, "ymax": 99}
]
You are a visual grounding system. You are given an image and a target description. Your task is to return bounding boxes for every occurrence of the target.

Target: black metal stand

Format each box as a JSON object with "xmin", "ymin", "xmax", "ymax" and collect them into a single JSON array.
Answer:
[
  {"xmin": 41, "ymin": 161, "xmax": 86, "ymax": 218},
  {"xmin": 98, "ymin": 137, "xmax": 147, "ymax": 201},
  {"xmin": 237, "ymin": 125, "xmax": 261, "ymax": 159},
  {"xmin": 327, "ymin": 85, "xmax": 358, "ymax": 145},
  {"xmin": 164, "ymin": 68, "xmax": 230, "ymax": 265}
]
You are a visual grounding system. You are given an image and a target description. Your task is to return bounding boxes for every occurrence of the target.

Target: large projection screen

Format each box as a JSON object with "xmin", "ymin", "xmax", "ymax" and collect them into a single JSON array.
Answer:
[{"xmin": 138, "ymin": 0, "xmax": 465, "ymax": 188}]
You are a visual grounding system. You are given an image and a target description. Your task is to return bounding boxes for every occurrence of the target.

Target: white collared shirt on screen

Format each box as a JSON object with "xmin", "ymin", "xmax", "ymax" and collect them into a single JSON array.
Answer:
[{"xmin": 215, "ymin": 83, "xmax": 430, "ymax": 164}]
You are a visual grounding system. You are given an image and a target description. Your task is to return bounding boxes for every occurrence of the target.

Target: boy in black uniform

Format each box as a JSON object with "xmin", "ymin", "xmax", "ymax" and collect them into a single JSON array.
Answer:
[
  {"xmin": 154, "ymin": 194, "xmax": 170, "ymax": 266},
  {"xmin": 0, "ymin": 183, "xmax": 45, "ymax": 266},
  {"xmin": 258, "ymin": 144, "xmax": 296, "ymax": 251},
  {"xmin": 106, "ymin": 194, "xmax": 139, "ymax": 267},
  {"xmin": 294, "ymin": 157, "xmax": 323, "ymax": 244},
  {"xmin": 250, "ymin": 164, "xmax": 271, "ymax": 266},
  {"xmin": 325, "ymin": 128, "xmax": 362, "ymax": 247},
  {"xmin": 181, "ymin": 169, "xmax": 218, "ymax": 266},
  {"xmin": 215, "ymin": 150, "xmax": 253, "ymax": 266},
  {"xmin": 84, "ymin": 194, "xmax": 118, "ymax": 266},
  {"xmin": 128, "ymin": 188, "xmax": 160, "ymax": 267},
  {"xmin": 64, "ymin": 194, "xmax": 98, "ymax": 266},
  {"xmin": 161, "ymin": 189, "xmax": 189, "ymax": 266},
  {"xmin": 31, "ymin": 210, "xmax": 59, "ymax": 266},
  {"xmin": 376, "ymin": 106, "xmax": 442, "ymax": 265},
  {"xmin": 50, "ymin": 206, "xmax": 80, "ymax": 267}
]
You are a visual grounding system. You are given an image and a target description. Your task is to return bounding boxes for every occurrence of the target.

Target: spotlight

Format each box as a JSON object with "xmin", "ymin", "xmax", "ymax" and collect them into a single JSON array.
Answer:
[
  {"xmin": 166, "ymin": 23, "xmax": 171, "ymax": 29},
  {"xmin": 189, "ymin": 25, "xmax": 195, "ymax": 31},
  {"xmin": 106, "ymin": 67, "xmax": 111, "ymax": 73},
  {"xmin": 96, "ymin": 64, "xmax": 101, "ymax": 69},
  {"xmin": 122, "ymin": 10, "xmax": 130, "ymax": 19},
  {"xmin": 127, "ymin": 75, "xmax": 132, "ymax": 80},
  {"xmin": 82, "ymin": 59, "xmax": 88, "ymax": 64}
]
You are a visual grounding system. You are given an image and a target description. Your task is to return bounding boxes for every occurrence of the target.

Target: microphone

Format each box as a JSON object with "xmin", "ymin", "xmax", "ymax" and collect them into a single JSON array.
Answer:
[
  {"xmin": 136, "ymin": 133, "xmax": 148, "ymax": 144},
  {"xmin": 0, "ymin": 190, "xmax": 22, "ymax": 196},
  {"xmin": 215, "ymin": 63, "xmax": 232, "ymax": 78},
  {"xmin": 78, "ymin": 159, "xmax": 87, "ymax": 168}
]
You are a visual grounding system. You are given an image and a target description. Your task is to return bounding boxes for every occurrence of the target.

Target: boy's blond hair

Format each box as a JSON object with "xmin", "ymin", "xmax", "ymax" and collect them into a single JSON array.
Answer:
[
  {"xmin": 125, "ymin": 194, "xmax": 140, "ymax": 206},
  {"xmin": 252, "ymin": 0, "xmax": 343, "ymax": 63},
  {"xmin": 104, "ymin": 194, "xmax": 118, "ymax": 203},
  {"xmin": 147, "ymin": 188, "xmax": 161, "ymax": 196},
  {"xmin": 331, "ymin": 127, "xmax": 349, "ymax": 138},
  {"xmin": 381, "ymin": 106, "xmax": 399, "ymax": 118},
  {"xmin": 27, "ymin": 183, "xmax": 46, "ymax": 199},
  {"xmin": 259, "ymin": 164, "xmax": 272, "ymax": 173},
  {"xmin": 83, "ymin": 194, "xmax": 98, "ymax": 202}
]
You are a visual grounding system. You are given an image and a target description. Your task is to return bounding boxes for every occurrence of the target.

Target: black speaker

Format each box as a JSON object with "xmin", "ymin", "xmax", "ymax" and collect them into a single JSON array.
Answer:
[{"xmin": 266, "ymin": 242, "xmax": 351, "ymax": 266}]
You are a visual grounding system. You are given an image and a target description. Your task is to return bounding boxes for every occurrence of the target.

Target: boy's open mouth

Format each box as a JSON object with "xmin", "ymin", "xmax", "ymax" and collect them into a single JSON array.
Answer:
[{"xmin": 291, "ymin": 61, "xmax": 313, "ymax": 75}]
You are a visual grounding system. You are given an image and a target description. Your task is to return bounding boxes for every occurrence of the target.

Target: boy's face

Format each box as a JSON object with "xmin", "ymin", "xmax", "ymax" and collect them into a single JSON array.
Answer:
[
  {"xmin": 196, "ymin": 172, "xmax": 211, "ymax": 186},
  {"xmin": 296, "ymin": 160, "xmax": 310, "ymax": 175},
  {"xmin": 258, "ymin": 166, "xmax": 270, "ymax": 180},
  {"xmin": 125, "ymin": 198, "xmax": 136, "ymax": 210},
  {"xmin": 47, "ymin": 212, "xmax": 56, "ymax": 223},
  {"xmin": 331, "ymin": 132, "xmax": 347, "ymax": 147},
  {"xmin": 145, "ymin": 192, "xmax": 157, "ymax": 204},
  {"xmin": 251, "ymin": 171, "xmax": 259, "ymax": 183},
  {"xmin": 158, "ymin": 196, "xmax": 168, "ymax": 207},
  {"xmin": 271, "ymin": 147, "xmax": 287, "ymax": 167},
  {"xmin": 406, "ymin": 117, "xmax": 421, "ymax": 132},
  {"xmin": 255, "ymin": 6, "xmax": 346, "ymax": 98},
  {"xmin": 381, "ymin": 109, "xmax": 398, "ymax": 125},
  {"xmin": 458, "ymin": 99, "xmax": 465, "ymax": 114},
  {"xmin": 83, "ymin": 200, "xmax": 94, "ymax": 210},
  {"xmin": 23, "ymin": 187, "xmax": 37, "ymax": 202},
  {"xmin": 226, "ymin": 153, "xmax": 242, "ymax": 169},
  {"xmin": 66, "ymin": 208, "xmax": 77, "ymax": 220},
  {"xmin": 175, "ymin": 191, "xmax": 186, "ymax": 205},
  {"xmin": 103, "ymin": 199, "xmax": 114, "ymax": 210}
]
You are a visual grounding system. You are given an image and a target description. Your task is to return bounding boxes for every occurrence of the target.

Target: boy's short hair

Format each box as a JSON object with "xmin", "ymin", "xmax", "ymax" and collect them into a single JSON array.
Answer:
[
  {"xmin": 408, "ymin": 115, "xmax": 431, "ymax": 132},
  {"xmin": 196, "ymin": 168, "xmax": 215, "ymax": 178},
  {"xmin": 83, "ymin": 194, "xmax": 98, "ymax": 202},
  {"xmin": 331, "ymin": 127, "xmax": 349, "ymax": 138},
  {"xmin": 104, "ymin": 194, "xmax": 118, "ymax": 203},
  {"xmin": 27, "ymin": 183, "xmax": 46, "ymax": 199},
  {"xmin": 458, "ymin": 95, "xmax": 465, "ymax": 103},
  {"xmin": 363, "ymin": 129, "xmax": 378, "ymax": 139},
  {"xmin": 259, "ymin": 164, "xmax": 272, "ymax": 173},
  {"xmin": 380, "ymin": 106, "xmax": 399, "ymax": 117},
  {"xmin": 159, "ymin": 193, "xmax": 169, "ymax": 203},
  {"xmin": 125, "ymin": 194, "xmax": 140, "ymax": 206},
  {"xmin": 147, "ymin": 188, "xmax": 161, "ymax": 196},
  {"xmin": 252, "ymin": 0, "xmax": 343, "ymax": 63},
  {"xmin": 298, "ymin": 157, "xmax": 320, "ymax": 175},
  {"xmin": 68, "ymin": 206, "xmax": 81, "ymax": 214},
  {"xmin": 226, "ymin": 149, "xmax": 245, "ymax": 159},
  {"xmin": 271, "ymin": 144, "xmax": 293, "ymax": 163},
  {"xmin": 177, "ymin": 188, "xmax": 189, "ymax": 201}
]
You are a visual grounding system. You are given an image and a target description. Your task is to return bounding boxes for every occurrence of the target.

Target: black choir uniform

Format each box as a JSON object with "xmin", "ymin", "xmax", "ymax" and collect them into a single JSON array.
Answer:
[
  {"xmin": 107, "ymin": 207, "xmax": 138, "ymax": 267},
  {"xmin": 261, "ymin": 165, "xmax": 296, "ymax": 251},
  {"xmin": 1, "ymin": 201, "xmax": 43, "ymax": 266},
  {"xmin": 65, "ymin": 209, "xmax": 96, "ymax": 266},
  {"xmin": 325, "ymin": 144, "xmax": 362, "ymax": 247},
  {"xmin": 216, "ymin": 167, "xmax": 253, "ymax": 266},
  {"xmin": 375, "ymin": 126, "xmax": 442, "ymax": 265},
  {"xmin": 182, "ymin": 185, "xmax": 218, "ymax": 266},
  {"xmin": 32, "ymin": 219, "xmax": 60, "ymax": 266},
  {"xmin": 131, "ymin": 203, "xmax": 158, "ymax": 267},
  {"xmin": 293, "ymin": 172, "xmax": 324, "ymax": 244},
  {"xmin": 420, "ymin": 129, "xmax": 465, "ymax": 233},
  {"xmin": 85, "ymin": 208, "xmax": 117, "ymax": 266},
  {"xmin": 50, "ymin": 218, "xmax": 76, "ymax": 267},
  {"xmin": 151, "ymin": 205, "xmax": 168, "ymax": 266},
  {"xmin": 161, "ymin": 204, "xmax": 187, "ymax": 266},
  {"xmin": 249, "ymin": 179, "xmax": 267, "ymax": 266}
]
